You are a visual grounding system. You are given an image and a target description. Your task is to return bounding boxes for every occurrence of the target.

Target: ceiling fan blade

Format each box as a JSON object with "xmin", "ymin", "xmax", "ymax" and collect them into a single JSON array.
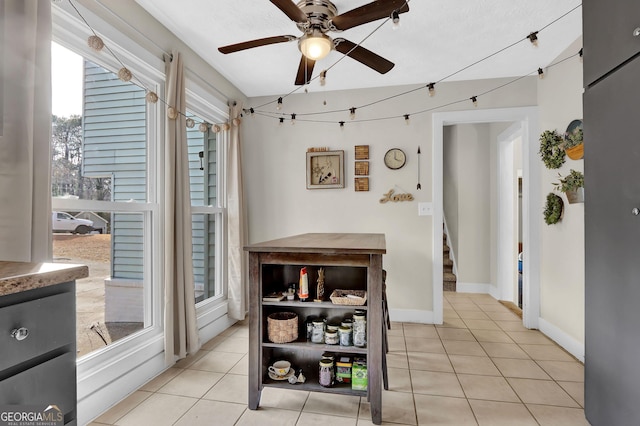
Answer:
[
  {"xmin": 270, "ymin": 0, "xmax": 308, "ymax": 23},
  {"xmin": 295, "ymin": 55, "xmax": 316, "ymax": 86},
  {"xmin": 331, "ymin": 0, "xmax": 409, "ymax": 31},
  {"xmin": 218, "ymin": 35, "xmax": 296, "ymax": 54},
  {"xmin": 334, "ymin": 38, "xmax": 394, "ymax": 74}
]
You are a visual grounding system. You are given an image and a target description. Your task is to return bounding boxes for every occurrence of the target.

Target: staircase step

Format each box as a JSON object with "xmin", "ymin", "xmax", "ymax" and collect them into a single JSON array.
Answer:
[
  {"xmin": 443, "ymin": 258, "xmax": 453, "ymax": 266},
  {"xmin": 444, "ymin": 266, "xmax": 454, "ymax": 274},
  {"xmin": 444, "ymin": 272, "xmax": 457, "ymax": 282},
  {"xmin": 443, "ymin": 246, "xmax": 450, "ymax": 254}
]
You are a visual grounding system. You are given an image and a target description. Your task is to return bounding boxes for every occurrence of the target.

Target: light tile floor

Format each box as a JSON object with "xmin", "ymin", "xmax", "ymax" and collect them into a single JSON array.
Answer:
[{"xmin": 89, "ymin": 293, "xmax": 590, "ymax": 425}]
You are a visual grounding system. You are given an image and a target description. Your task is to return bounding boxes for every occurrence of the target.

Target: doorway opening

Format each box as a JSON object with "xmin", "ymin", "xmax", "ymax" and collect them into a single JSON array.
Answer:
[{"xmin": 432, "ymin": 107, "xmax": 540, "ymax": 329}]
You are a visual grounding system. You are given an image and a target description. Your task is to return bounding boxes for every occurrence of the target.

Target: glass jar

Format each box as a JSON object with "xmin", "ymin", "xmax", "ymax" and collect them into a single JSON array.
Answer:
[
  {"xmin": 325, "ymin": 330, "xmax": 339, "ymax": 345},
  {"xmin": 305, "ymin": 317, "xmax": 315, "ymax": 342},
  {"xmin": 353, "ymin": 312, "xmax": 366, "ymax": 348},
  {"xmin": 341, "ymin": 318, "xmax": 353, "ymax": 329},
  {"xmin": 311, "ymin": 319, "xmax": 325, "ymax": 344},
  {"xmin": 339, "ymin": 326, "xmax": 353, "ymax": 346},
  {"xmin": 319, "ymin": 359, "xmax": 334, "ymax": 387}
]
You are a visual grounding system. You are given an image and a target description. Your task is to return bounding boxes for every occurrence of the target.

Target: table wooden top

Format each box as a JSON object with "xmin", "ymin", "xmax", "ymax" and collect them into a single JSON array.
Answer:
[{"xmin": 245, "ymin": 233, "xmax": 386, "ymax": 255}]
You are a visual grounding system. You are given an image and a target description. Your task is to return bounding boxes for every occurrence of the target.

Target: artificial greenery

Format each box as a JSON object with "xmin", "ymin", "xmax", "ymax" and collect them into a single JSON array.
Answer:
[
  {"xmin": 563, "ymin": 127, "xmax": 583, "ymax": 149},
  {"xmin": 539, "ymin": 130, "xmax": 566, "ymax": 169},
  {"xmin": 553, "ymin": 169, "xmax": 584, "ymax": 192},
  {"xmin": 544, "ymin": 192, "xmax": 564, "ymax": 225}
]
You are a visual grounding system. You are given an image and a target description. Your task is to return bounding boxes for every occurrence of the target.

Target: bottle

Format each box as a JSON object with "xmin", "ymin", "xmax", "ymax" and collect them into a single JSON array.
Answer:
[
  {"xmin": 298, "ymin": 267, "xmax": 309, "ymax": 301},
  {"xmin": 353, "ymin": 312, "xmax": 366, "ymax": 348}
]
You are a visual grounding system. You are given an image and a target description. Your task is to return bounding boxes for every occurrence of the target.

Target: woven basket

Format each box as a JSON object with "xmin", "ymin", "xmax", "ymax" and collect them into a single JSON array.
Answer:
[
  {"xmin": 329, "ymin": 289, "xmax": 367, "ymax": 306},
  {"xmin": 267, "ymin": 312, "xmax": 298, "ymax": 343}
]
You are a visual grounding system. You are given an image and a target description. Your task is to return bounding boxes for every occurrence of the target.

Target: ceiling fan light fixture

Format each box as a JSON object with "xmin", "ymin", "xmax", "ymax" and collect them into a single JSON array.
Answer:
[{"xmin": 299, "ymin": 31, "xmax": 332, "ymax": 60}]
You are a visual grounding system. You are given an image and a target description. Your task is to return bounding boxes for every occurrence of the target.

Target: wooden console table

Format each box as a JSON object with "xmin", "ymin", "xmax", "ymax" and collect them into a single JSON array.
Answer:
[{"xmin": 245, "ymin": 233, "xmax": 386, "ymax": 424}]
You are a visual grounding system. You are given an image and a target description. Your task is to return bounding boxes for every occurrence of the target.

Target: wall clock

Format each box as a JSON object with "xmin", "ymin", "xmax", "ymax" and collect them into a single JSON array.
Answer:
[{"xmin": 384, "ymin": 148, "xmax": 406, "ymax": 170}]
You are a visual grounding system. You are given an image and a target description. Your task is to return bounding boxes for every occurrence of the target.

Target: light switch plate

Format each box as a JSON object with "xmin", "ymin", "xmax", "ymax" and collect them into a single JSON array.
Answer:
[{"xmin": 418, "ymin": 202, "xmax": 432, "ymax": 216}]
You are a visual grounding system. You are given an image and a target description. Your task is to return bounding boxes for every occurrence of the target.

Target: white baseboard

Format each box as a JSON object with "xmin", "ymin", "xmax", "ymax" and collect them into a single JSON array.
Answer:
[
  {"xmin": 455, "ymin": 283, "xmax": 501, "ymax": 301},
  {"xmin": 389, "ymin": 308, "xmax": 434, "ymax": 324},
  {"xmin": 538, "ymin": 318, "xmax": 585, "ymax": 363}
]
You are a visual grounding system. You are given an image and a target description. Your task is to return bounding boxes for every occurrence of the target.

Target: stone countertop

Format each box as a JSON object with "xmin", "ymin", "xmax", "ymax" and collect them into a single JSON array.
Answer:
[{"xmin": 0, "ymin": 261, "xmax": 89, "ymax": 297}]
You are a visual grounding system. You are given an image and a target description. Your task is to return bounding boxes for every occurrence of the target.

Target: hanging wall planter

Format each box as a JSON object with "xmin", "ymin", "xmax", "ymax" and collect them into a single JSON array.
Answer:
[
  {"xmin": 544, "ymin": 192, "xmax": 564, "ymax": 225},
  {"xmin": 565, "ymin": 187, "xmax": 585, "ymax": 204},
  {"xmin": 554, "ymin": 169, "xmax": 585, "ymax": 204},
  {"xmin": 539, "ymin": 130, "xmax": 566, "ymax": 169},
  {"xmin": 563, "ymin": 120, "xmax": 584, "ymax": 160}
]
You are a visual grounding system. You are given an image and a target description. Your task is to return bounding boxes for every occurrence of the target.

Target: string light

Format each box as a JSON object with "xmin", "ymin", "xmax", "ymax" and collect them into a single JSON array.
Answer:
[
  {"xmin": 320, "ymin": 70, "xmax": 327, "ymax": 86},
  {"xmin": 221, "ymin": 123, "xmax": 230, "ymax": 131},
  {"xmin": 199, "ymin": 122, "xmax": 209, "ymax": 132},
  {"xmin": 537, "ymin": 67, "xmax": 545, "ymax": 79},
  {"xmin": 249, "ymin": 107, "xmax": 255, "ymax": 116},
  {"xmin": 404, "ymin": 114, "xmax": 410, "ymax": 124},
  {"xmin": 185, "ymin": 118, "xmax": 195, "ymax": 128},
  {"xmin": 232, "ymin": 118, "xmax": 241, "ymax": 127},
  {"xmin": 349, "ymin": 107, "xmax": 356, "ymax": 120},
  {"xmin": 579, "ymin": 48, "xmax": 583, "ymax": 62},
  {"xmin": 118, "ymin": 67, "xmax": 132, "ymax": 82},
  {"xmin": 213, "ymin": 124, "xmax": 221, "ymax": 133},
  {"xmin": 470, "ymin": 96, "xmax": 478, "ymax": 107},
  {"xmin": 277, "ymin": 97, "xmax": 283, "ymax": 110},
  {"xmin": 391, "ymin": 10, "xmax": 400, "ymax": 29},
  {"xmin": 145, "ymin": 91, "xmax": 158, "ymax": 103},
  {"xmin": 279, "ymin": 117, "xmax": 284, "ymax": 126},
  {"xmin": 427, "ymin": 83, "xmax": 436, "ymax": 97},
  {"xmin": 167, "ymin": 107, "xmax": 178, "ymax": 120},
  {"xmin": 528, "ymin": 31, "xmax": 539, "ymax": 47},
  {"xmin": 291, "ymin": 113, "xmax": 296, "ymax": 125},
  {"xmin": 339, "ymin": 121, "xmax": 345, "ymax": 129},
  {"xmin": 87, "ymin": 35, "xmax": 104, "ymax": 52}
]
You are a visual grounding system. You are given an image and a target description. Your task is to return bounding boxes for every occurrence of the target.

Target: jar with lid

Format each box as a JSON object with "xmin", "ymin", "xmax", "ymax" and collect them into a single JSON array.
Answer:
[
  {"xmin": 311, "ymin": 319, "xmax": 325, "ymax": 344},
  {"xmin": 325, "ymin": 329, "xmax": 339, "ymax": 345},
  {"xmin": 319, "ymin": 359, "xmax": 335, "ymax": 387},
  {"xmin": 341, "ymin": 318, "xmax": 353, "ymax": 329},
  {"xmin": 353, "ymin": 312, "xmax": 367, "ymax": 348},
  {"xmin": 339, "ymin": 325, "xmax": 353, "ymax": 346}
]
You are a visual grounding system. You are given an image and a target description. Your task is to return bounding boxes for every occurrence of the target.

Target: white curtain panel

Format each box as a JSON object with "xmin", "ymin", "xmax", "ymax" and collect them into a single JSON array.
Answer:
[
  {"xmin": 163, "ymin": 51, "xmax": 200, "ymax": 364},
  {"xmin": 227, "ymin": 102, "xmax": 248, "ymax": 320},
  {"xmin": 0, "ymin": 0, "xmax": 52, "ymax": 262}
]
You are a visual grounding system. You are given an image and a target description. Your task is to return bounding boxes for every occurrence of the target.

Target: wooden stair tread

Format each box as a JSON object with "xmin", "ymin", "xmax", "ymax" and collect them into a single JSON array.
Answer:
[{"xmin": 444, "ymin": 272, "xmax": 457, "ymax": 282}]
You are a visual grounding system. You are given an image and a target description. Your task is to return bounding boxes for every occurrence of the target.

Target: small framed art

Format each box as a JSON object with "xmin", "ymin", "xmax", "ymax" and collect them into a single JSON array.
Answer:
[{"xmin": 306, "ymin": 150, "xmax": 345, "ymax": 189}]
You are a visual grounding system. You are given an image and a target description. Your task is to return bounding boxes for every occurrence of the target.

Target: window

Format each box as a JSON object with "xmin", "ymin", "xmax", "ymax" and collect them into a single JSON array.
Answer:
[{"xmin": 51, "ymin": 43, "xmax": 159, "ymax": 358}]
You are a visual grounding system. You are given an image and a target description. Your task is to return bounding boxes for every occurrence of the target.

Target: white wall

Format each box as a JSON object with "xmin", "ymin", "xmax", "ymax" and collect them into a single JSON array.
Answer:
[
  {"xmin": 243, "ymin": 77, "xmax": 537, "ymax": 321},
  {"xmin": 536, "ymin": 37, "xmax": 585, "ymax": 357},
  {"xmin": 443, "ymin": 124, "xmax": 492, "ymax": 287}
]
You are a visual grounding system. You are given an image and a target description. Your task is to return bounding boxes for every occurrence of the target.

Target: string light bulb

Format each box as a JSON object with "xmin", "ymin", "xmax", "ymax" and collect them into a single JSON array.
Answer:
[
  {"xmin": 232, "ymin": 118, "xmax": 241, "ymax": 127},
  {"xmin": 222, "ymin": 123, "xmax": 230, "ymax": 131},
  {"xmin": 87, "ymin": 35, "xmax": 104, "ymax": 52},
  {"xmin": 145, "ymin": 91, "xmax": 158, "ymax": 104},
  {"xmin": 349, "ymin": 107, "xmax": 356, "ymax": 120},
  {"xmin": 199, "ymin": 122, "xmax": 209, "ymax": 133},
  {"xmin": 249, "ymin": 107, "xmax": 255, "ymax": 116},
  {"xmin": 185, "ymin": 118, "xmax": 195, "ymax": 128},
  {"xmin": 291, "ymin": 113, "xmax": 296, "ymax": 125},
  {"xmin": 528, "ymin": 31, "xmax": 539, "ymax": 47},
  {"xmin": 579, "ymin": 48, "xmax": 583, "ymax": 62},
  {"xmin": 279, "ymin": 117, "xmax": 284, "ymax": 126},
  {"xmin": 404, "ymin": 114, "xmax": 410, "ymax": 125},
  {"xmin": 320, "ymin": 70, "xmax": 327, "ymax": 86},
  {"xmin": 277, "ymin": 97, "xmax": 283, "ymax": 110},
  {"xmin": 391, "ymin": 10, "xmax": 400, "ymax": 29},
  {"xmin": 537, "ymin": 67, "xmax": 545, "ymax": 79},
  {"xmin": 471, "ymin": 96, "xmax": 478, "ymax": 107},
  {"xmin": 339, "ymin": 121, "xmax": 345, "ymax": 129},
  {"xmin": 167, "ymin": 107, "xmax": 178, "ymax": 120},
  {"xmin": 118, "ymin": 67, "xmax": 132, "ymax": 82},
  {"xmin": 213, "ymin": 124, "xmax": 221, "ymax": 133},
  {"xmin": 427, "ymin": 83, "xmax": 436, "ymax": 97}
]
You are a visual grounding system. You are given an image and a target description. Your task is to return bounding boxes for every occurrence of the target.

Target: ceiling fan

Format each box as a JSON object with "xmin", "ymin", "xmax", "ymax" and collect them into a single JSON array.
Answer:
[{"xmin": 218, "ymin": 0, "xmax": 410, "ymax": 85}]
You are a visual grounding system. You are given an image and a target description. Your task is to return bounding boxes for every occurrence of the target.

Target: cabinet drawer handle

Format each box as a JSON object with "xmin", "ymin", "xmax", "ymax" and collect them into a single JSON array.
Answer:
[
  {"xmin": 634, "ymin": 27, "xmax": 640, "ymax": 37},
  {"xmin": 10, "ymin": 327, "xmax": 29, "ymax": 341}
]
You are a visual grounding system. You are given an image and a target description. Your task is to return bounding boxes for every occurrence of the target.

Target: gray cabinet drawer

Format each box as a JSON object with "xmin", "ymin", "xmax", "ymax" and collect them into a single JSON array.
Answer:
[
  {"xmin": 0, "ymin": 292, "xmax": 74, "ymax": 372},
  {"xmin": 0, "ymin": 352, "xmax": 76, "ymax": 422}
]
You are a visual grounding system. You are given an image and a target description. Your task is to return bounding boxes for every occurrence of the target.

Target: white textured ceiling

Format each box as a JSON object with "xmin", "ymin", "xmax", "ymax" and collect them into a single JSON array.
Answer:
[{"xmin": 135, "ymin": 0, "xmax": 582, "ymax": 98}]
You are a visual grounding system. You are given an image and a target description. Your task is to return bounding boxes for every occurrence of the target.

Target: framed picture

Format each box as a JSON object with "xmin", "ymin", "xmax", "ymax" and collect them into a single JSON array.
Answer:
[{"xmin": 307, "ymin": 150, "xmax": 345, "ymax": 189}]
